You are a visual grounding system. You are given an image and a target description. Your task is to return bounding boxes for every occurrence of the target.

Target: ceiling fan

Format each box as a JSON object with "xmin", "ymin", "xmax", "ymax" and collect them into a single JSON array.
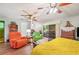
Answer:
[
  {"xmin": 37, "ymin": 3, "xmax": 72, "ymax": 14},
  {"xmin": 21, "ymin": 10, "xmax": 38, "ymax": 21}
]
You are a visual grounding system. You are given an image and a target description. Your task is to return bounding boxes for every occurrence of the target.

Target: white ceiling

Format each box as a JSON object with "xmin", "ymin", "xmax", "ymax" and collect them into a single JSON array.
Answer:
[{"xmin": 0, "ymin": 3, "xmax": 79, "ymax": 23}]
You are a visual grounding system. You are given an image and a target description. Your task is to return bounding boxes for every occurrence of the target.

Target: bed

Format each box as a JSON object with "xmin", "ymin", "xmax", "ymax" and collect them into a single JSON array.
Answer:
[{"xmin": 31, "ymin": 38, "xmax": 79, "ymax": 55}]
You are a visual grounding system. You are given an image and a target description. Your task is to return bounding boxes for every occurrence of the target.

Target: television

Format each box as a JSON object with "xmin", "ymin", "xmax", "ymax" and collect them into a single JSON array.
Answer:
[{"xmin": 76, "ymin": 27, "xmax": 79, "ymax": 39}]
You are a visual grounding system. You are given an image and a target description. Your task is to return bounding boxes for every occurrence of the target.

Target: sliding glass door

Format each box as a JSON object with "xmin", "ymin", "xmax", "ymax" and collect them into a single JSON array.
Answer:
[{"xmin": 0, "ymin": 21, "xmax": 4, "ymax": 42}]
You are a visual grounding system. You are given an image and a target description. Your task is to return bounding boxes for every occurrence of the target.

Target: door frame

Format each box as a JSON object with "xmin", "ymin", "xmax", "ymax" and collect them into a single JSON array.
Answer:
[
  {"xmin": 0, "ymin": 21, "xmax": 5, "ymax": 42},
  {"xmin": 48, "ymin": 24, "xmax": 56, "ymax": 38}
]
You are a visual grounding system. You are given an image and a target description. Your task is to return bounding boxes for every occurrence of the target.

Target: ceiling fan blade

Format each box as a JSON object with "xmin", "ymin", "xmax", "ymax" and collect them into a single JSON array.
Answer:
[
  {"xmin": 34, "ymin": 19, "xmax": 37, "ymax": 21},
  {"xmin": 33, "ymin": 19, "xmax": 37, "ymax": 21},
  {"xmin": 38, "ymin": 8, "xmax": 44, "ymax": 10},
  {"xmin": 55, "ymin": 3, "xmax": 63, "ymax": 14},
  {"xmin": 33, "ymin": 12, "xmax": 38, "ymax": 15},
  {"xmin": 22, "ymin": 10, "xmax": 30, "ymax": 15},
  {"xmin": 59, "ymin": 3, "xmax": 72, "ymax": 6},
  {"xmin": 25, "ymin": 16, "xmax": 31, "ymax": 20},
  {"xmin": 55, "ymin": 3, "xmax": 71, "ymax": 14},
  {"xmin": 21, "ymin": 15, "xmax": 30, "ymax": 16},
  {"xmin": 21, "ymin": 15, "xmax": 31, "ymax": 19},
  {"xmin": 37, "ymin": 6, "xmax": 49, "ymax": 10},
  {"xmin": 32, "ymin": 16, "xmax": 38, "ymax": 21}
]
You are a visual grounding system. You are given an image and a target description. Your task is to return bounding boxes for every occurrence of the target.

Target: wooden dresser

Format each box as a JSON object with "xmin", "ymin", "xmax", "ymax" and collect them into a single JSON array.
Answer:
[
  {"xmin": 61, "ymin": 30, "xmax": 75, "ymax": 39},
  {"xmin": 61, "ymin": 21, "xmax": 75, "ymax": 39}
]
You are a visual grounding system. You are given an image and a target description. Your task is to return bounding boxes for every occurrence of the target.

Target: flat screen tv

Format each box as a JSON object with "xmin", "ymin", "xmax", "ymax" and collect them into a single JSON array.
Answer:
[{"xmin": 77, "ymin": 27, "xmax": 79, "ymax": 37}]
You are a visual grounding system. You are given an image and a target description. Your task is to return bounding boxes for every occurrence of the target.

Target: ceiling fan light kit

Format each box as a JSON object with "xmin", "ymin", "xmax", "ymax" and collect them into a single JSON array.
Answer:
[
  {"xmin": 53, "ymin": 8, "xmax": 58, "ymax": 13},
  {"xmin": 49, "ymin": 7, "xmax": 58, "ymax": 14},
  {"xmin": 49, "ymin": 8, "xmax": 54, "ymax": 14}
]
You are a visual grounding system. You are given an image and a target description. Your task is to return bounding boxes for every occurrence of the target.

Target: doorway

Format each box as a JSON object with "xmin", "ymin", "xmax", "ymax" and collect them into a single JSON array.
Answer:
[
  {"xmin": 0, "ymin": 21, "xmax": 4, "ymax": 42},
  {"xmin": 43, "ymin": 24, "xmax": 56, "ymax": 40},
  {"xmin": 48, "ymin": 24, "xmax": 56, "ymax": 39}
]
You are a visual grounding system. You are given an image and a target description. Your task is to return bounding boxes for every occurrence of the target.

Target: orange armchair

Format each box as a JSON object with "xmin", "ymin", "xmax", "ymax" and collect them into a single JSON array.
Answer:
[{"xmin": 9, "ymin": 32, "xmax": 28, "ymax": 48}]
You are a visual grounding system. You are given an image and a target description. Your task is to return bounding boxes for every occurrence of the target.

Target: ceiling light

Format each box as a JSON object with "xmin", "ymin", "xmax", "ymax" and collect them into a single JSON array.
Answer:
[
  {"xmin": 49, "ymin": 7, "xmax": 58, "ymax": 14},
  {"xmin": 49, "ymin": 8, "xmax": 54, "ymax": 14},
  {"xmin": 53, "ymin": 8, "xmax": 58, "ymax": 13}
]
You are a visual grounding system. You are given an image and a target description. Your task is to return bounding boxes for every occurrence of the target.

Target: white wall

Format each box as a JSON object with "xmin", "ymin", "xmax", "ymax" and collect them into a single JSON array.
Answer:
[
  {"xmin": 43, "ymin": 15, "xmax": 79, "ymax": 38},
  {"xmin": 0, "ymin": 17, "xmax": 31, "ymax": 42},
  {"xmin": 43, "ymin": 20, "xmax": 61, "ymax": 37},
  {"xmin": 1, "ymin": 17, "xmax": 43, "ymax": 42},
  {"xmin": 61, "ymin": 15, "xmax": 79, "ymax": 27},
  {"xmin": 1, "ymin": 15, "xmax": 79, "ymax": 42},
  {"xmin": 20, "ymin": 21, "xmax": 43, "ymax": 37},
  {"xmin": 31, "ymin": 21, "xmax": 43, "ymax": 32},
  {"xmin": 60, "ymin": 15, "xmax": 79, "ymax": 38}
]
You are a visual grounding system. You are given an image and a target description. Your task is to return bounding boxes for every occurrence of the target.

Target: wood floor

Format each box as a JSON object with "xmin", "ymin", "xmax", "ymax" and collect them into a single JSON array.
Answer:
[{"xmin": 0, "ymin": 43, "xmax": 33, "ymax": 55}]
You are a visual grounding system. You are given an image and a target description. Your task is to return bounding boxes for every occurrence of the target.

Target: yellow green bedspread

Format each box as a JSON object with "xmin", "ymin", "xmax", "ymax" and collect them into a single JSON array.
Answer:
[{"xmin": 32, "ymin": 38, "xmax": 79, "ymax": 55}]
